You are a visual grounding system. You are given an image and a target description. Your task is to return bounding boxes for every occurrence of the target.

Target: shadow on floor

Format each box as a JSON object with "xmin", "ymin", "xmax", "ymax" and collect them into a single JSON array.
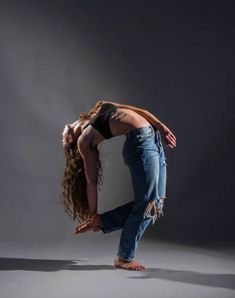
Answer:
[
  {"xmin": 129, "ymin": 267, "xmax": 235, "ymax": 290},
  {"xmin": 0, "ymin": 258, "xmax": 234, "ymax": 290},
  {"xmin": 0, "ymin": 257, "xmax": 114, "ymax": 271}
]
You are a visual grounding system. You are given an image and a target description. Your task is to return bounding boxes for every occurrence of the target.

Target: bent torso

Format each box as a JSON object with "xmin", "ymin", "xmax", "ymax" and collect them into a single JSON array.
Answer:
[{"xmin": 80, "ymin": 108, "xmax": 151, "ymax": 147}]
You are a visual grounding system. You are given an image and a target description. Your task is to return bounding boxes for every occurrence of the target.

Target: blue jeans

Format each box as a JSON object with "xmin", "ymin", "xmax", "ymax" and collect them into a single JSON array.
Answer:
[{"xmin": 100, "ymin": 125, "xmax": 167, "ymax": 262}]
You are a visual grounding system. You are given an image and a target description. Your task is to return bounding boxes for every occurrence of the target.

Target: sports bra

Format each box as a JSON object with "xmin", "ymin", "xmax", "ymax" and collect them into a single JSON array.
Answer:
[{"xmin": 83, "ymin": 103, "xmax": 118, "ymax": 139}]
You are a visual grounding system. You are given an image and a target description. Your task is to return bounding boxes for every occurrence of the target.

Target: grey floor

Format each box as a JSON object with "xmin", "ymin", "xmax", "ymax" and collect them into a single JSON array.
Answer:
[{"xmin": 0, "ymin": 232, "xmax": 235, "ymax": 298}]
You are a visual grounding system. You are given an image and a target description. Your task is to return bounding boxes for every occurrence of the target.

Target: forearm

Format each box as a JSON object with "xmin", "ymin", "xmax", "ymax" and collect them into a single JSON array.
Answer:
[{"xmin": 86, "ymin": 181, "xmax": 98, "ymax": 216}]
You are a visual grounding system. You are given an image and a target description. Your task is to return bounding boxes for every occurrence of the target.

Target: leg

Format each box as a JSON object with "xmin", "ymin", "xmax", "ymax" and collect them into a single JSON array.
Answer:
[
  {"xmin": 114, "ymin": 127, "xmax": 165, "ymax": 270},
  {"xmin": 100, "ymin": 201, "xmax": 135, "ymax": 233},
  {"xmin": 74, "ymin": 201, "xmax": 135, "ymax": 234},
  {"xmin": 116, "ymin": 152, "xmax": 160, "ymax": 263},
  {"xmin": 98, "ymin": 143, "xmax": 167, "ymax": 234},
  {"xmin": 144, "ymin": 131, "xmax": 167, "ymax": 224},
  {"xmin": 154, "ymin": 144, "xmax": 167, "ymax": 220},
  {"xmin": 116, "ymin": 201, "xmax": 153, "ymax": 261}
]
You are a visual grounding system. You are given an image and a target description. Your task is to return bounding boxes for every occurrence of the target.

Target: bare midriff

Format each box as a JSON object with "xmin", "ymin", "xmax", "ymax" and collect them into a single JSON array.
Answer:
[
  {"xmin": 109, "ymin": 108, "xmax": 150, "ymax": 136},
  {"xmin": 81, "ymin": 108, "xmax": 151, "ymax": 147}
]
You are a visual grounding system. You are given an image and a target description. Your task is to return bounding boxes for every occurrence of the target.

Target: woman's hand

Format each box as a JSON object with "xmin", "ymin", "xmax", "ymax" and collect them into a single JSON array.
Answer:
[
  {"xmin": 73, "ymin": 214, "xmax": 98, "ymax": 234},
  {"xmin": 73, "ymin": 221, "xmax": 91, "ymax": 234},
  {"xmin": 159, "ymin": 124, "xmax": 176, "ymax": 149}
]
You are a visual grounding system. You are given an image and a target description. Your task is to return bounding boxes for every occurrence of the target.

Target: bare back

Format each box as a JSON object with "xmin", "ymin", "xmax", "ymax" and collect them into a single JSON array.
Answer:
[{"xmin": 80, "ymin": 107, "xmax": 151, "ymax": 147}]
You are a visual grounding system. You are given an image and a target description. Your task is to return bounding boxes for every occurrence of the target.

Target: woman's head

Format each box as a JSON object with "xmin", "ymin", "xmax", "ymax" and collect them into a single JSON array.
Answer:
[
  {"xmin": 61, "ymin": 101, "xmax": 105, "ymax": 223},
  {"xmin": 62, "ymin": 121, "xmax": 82, "ymax": 150},
  {"xmin": 62, "ymin": 99, "xmax": 105, "ymax": 150}
]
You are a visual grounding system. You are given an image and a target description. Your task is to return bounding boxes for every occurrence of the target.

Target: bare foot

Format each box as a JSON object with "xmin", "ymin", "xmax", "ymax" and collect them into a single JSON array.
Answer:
[{"xmin": 114, "ymin": 256, "xmax": 146, "ymax": 271}]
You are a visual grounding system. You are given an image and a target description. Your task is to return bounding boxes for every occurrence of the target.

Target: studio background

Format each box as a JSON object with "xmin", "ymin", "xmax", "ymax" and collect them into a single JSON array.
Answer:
[{"xmin": 0, "ymin": 0, "xmax": 234, "ymax": 246}]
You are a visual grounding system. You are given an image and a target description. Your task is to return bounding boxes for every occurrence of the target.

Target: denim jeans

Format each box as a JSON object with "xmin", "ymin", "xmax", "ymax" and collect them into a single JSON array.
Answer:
[{"xmin": 100, "ymin": 125, "xmax": 167, "ymax": 262}]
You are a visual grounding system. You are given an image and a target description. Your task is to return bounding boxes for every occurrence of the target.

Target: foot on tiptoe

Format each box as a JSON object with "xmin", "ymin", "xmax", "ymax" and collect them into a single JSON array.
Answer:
[
  {"xmin": 114, "ymin": 256, "xmax": 146, "ymax": 271},
  {"xmin": 74, "ymin": 214, "xmax": 102, "ymax": 234}
]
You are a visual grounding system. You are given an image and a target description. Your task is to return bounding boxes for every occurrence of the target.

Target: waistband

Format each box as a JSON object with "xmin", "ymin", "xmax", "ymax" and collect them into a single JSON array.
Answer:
[{"xmin": 125, "ymin": 125, "xmax": 157, "ymax": 139}]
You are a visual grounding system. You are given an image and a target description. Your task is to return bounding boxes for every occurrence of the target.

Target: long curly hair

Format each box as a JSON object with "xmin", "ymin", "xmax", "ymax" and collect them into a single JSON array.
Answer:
[{"xmin": 61, "ymin": 100, "xmax": 105, "ymax": 223}]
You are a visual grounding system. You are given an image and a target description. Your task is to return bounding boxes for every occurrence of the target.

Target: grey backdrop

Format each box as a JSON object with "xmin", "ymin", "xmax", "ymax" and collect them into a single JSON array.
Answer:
[{"xmin": 0, "ymin": 0, "xmax": 234, "ymax": 245}]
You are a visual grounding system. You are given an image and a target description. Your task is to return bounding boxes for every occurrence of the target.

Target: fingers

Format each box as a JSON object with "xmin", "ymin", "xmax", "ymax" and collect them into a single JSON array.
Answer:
[
  {"xmin": 74, "ymin": 214, "xmax": 98, "ymax": 234},
  {"xmin": 166, "ymin": 134, "xmax": 176, "ymax": 148},
  {"xmin": 74, "ymin": 222, "xmax": 88, "ymax": 234},
  {"xmin": 165, "ymin": 129, "xmax": 176, "ymax": 142},
  {"xmin": 167, "ymin": 132, "xmax": 176, "ymax": 143},
  {"xmin": 167, "ymin": 142, "xmax": 175, "ymax": 148},
  {"xmin": 169, "ymin": 131, "xmax": 176, "ymax": 140}
]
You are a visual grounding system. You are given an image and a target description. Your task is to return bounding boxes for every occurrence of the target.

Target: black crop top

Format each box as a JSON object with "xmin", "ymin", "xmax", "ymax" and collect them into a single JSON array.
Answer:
[{"xmin": 83, "ymin": 103, "xmax": 118, "ymax": 139}]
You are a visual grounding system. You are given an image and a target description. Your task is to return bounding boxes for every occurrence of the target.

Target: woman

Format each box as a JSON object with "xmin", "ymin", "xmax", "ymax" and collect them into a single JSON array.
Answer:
[{"xmin": 61, "ymin": 100, "xmax": 176, "ymax": 271}]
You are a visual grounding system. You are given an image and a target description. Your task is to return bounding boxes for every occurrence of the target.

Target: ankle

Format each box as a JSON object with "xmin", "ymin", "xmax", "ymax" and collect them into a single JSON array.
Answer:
[{"xmin": 117, "ymin": 256, "xmax": 131, "ymax": 263}]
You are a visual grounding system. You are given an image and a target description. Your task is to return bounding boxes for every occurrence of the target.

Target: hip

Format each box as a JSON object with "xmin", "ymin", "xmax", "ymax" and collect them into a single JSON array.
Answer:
[{"xmin": 122, "ymin": 125, "xmax": 166, "ymax": 165}]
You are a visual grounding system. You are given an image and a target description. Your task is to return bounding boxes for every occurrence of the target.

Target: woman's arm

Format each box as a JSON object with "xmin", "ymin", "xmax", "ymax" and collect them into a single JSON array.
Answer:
[
  {"xmin": 77, "ymin": 140, "xmax": 98, "ymax": 216},
  {"xmin": 104, "ymin": 100, "xmax": 176, "ymax": 148},
  {"xmin": 104, "ymin": 100, "xmax": 164, "ymax": 130}
]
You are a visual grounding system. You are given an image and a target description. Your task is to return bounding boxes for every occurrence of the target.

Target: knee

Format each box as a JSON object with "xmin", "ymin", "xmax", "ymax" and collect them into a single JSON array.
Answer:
[{"xmin": 143, "ymin": 198, "xmax": 165, "ymax": 224}]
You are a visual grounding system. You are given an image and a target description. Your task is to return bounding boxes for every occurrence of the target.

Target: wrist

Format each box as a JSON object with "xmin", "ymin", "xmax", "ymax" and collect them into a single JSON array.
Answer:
[
  {"xmin": 88, "ymin": 211, "xmax": 97, "ymax": 218},
  {"xmin": 155, "ymin": 122, "xmax": 164, "ymax": 130}
]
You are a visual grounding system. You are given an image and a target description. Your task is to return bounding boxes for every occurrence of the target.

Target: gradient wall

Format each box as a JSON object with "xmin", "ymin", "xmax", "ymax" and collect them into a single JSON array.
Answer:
[{"xmin": 0, "ymin": 0, "xmax": 233, "ymax": 244}]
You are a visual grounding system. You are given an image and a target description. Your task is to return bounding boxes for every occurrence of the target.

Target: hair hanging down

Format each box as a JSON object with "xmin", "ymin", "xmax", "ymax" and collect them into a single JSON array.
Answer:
[{"xmin": 61, "ymin": 100, "xmax": 105, "ymax": 223}]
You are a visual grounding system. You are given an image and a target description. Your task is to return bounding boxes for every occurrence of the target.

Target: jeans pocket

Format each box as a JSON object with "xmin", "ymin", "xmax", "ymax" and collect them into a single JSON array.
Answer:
[{"xmin": 134, "ymin": 131, "xmax": 154, "ymax": 145}]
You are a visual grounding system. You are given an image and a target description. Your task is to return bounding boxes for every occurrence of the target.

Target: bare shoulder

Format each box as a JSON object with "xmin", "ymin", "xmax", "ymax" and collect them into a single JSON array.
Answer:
[{"xmin": 77, "ymin": 130, "xmax": 92, "ymax": 150}]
